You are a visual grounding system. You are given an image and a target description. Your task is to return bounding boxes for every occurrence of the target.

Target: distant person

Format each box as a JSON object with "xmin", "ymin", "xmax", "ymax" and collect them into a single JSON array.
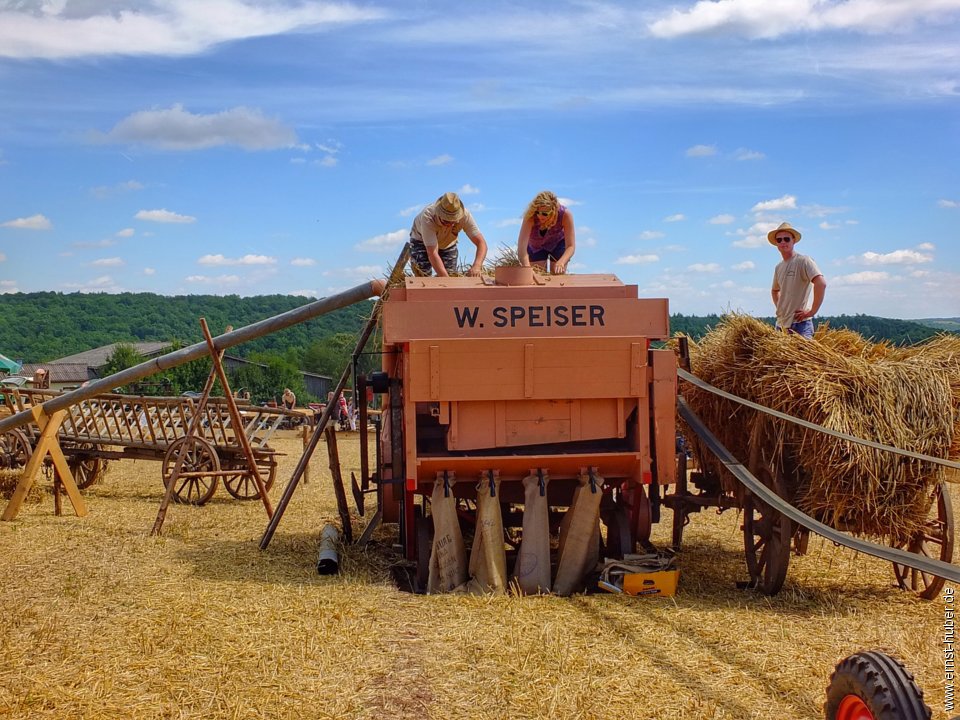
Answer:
[
  {"xmin": 281, "ymin": 388, "xmax": 296, "ymax": 410},
  {"xmin": 769, "ymin": 222, "xmax": 827, "ymax": 340},
  {"xmin": 517, "ymin": 190, "xmax": 576, "ymax": 275},
  {"xmin": 408, "ymin": 192, "xmax": 487, "ymax": 277}
]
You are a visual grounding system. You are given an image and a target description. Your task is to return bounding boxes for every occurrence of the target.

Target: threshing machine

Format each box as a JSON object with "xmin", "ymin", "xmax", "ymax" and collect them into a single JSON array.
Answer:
[{"xmin": 370, "ymin": 268, "xmax": 676, "ymax": 593}]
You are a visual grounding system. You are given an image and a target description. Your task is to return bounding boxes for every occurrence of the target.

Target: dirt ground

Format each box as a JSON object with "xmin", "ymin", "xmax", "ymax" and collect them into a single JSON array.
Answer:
[{"xmin": 0, "ymin": 429, "xmax": 952, "ymax": 719}]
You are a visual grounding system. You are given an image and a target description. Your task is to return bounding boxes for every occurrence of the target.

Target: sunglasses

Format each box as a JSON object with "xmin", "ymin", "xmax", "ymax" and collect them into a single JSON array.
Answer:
[
  {"xmin": 775, "ymin": 236, "xmax": 793, "ymax": 243},
  {"xmin": 536, "ymin": 210, "xmax": 552, "ymax": 217}
]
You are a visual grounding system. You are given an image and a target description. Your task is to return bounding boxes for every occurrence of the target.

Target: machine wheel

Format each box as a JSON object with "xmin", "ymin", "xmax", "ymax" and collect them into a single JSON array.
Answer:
[
  {"xmin": 743, "ymin": 465, "xmax": 792, "ymax": 596},
  {"xmin": 0, "ymin": 430, "xmax": 30, "ymax": 470},
  {"xmin": 892, "ymin": 482, "xmax": 954, "ymax": 600},
  {"xmin": 223, "ymin": 455, "xmax": 277, "ymax": 500},
  {"xmin": 66, "ymin": 443, "xmax": 105, "ymax": 490},
  {"xmin": 161, "ymin": 437, "xmax": 220, "ymax": 506},
  {"xmin": 824, "ymin": 650, "xmax": 931, "ymax": 720},
  {"xmin": 414, "ymin": 506, "xmax": 432, "ymax": 594},
  {"xmin": 604, "ymin": 502, "xmax": 634, "ymax": 559}
]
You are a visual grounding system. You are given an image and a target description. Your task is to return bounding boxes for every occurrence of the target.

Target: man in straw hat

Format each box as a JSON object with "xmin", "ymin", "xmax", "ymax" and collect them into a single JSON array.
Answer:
[
  {"xmin": 769, "ymin": 221, "xmax": 827, "ymax": 339},
  {"xmin": 408, "ymin": 192, "xmax": 488, "ymax": 277}
]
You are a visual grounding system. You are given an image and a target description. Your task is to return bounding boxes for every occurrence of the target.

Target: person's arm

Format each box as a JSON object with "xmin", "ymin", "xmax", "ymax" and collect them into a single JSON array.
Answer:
[
  {"xmin": 795, "ymin": 275, "xmax": 826, "ymax": 321},
  {"xmin": 465, "ymin": 231, "xmax": 487, "ymax": 277},
  {"xmin": 424, "ymin": 244, "xmax": 450, "ymax": 277},
  {"xmin": 553, "ymin": 210, "xmax": 576, "ymax": 274},
  {"xmin": 516, "ymin": 217, "xmax": 534, "ymax": 267}
]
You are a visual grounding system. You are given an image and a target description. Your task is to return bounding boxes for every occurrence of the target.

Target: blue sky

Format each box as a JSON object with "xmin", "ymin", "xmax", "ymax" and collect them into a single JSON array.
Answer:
[{"xmin": 1, "ymin": 0, "xmax": 958, "ymax": 320}]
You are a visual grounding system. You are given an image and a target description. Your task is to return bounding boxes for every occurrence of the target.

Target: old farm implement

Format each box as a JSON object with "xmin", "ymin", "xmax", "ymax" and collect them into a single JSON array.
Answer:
[
  {"xmin": 331, "ymin": 268, "xmax": 960, "ymax": 598},
  {"xmin": 0, "ymin": 386, "xmax": 304, "ymax": 503}
]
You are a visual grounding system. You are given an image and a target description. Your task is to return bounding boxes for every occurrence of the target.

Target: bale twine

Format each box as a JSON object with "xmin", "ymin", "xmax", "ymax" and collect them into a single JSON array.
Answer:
[{"xmin": 680, "ymin": 315, "xmax": 955, "ymax": 543}]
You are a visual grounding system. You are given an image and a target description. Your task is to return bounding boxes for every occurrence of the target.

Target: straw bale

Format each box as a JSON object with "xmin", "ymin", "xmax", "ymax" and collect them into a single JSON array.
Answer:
[
  {"xmin": 680, "ymin": 314, "xmax": 954, "ymax": 542},
  {"xmin": 0, "ymin": 467, "xmax": 46, "ymax": 504}
]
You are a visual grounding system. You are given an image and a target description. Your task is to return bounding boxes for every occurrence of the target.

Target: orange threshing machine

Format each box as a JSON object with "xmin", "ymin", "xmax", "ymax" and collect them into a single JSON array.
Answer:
[{"xmin": 371, "ymin": 268, "xmax": 676, "ymax": 593}]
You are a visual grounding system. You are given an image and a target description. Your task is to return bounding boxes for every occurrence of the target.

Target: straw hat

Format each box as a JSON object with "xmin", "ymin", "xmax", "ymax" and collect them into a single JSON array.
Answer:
[
  {"xmin": 768, "ymin": 221, "xmax": 801, "ymax": 245},
  {"xmin": 435, "ymin": 192, "xmax": 465, "ymax": 223}
]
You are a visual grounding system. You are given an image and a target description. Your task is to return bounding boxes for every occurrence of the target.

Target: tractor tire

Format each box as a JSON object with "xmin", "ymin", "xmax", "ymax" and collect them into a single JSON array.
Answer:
[{"xmin": 824, "ymin": 650, "xmax": 931, "ymax": 720}]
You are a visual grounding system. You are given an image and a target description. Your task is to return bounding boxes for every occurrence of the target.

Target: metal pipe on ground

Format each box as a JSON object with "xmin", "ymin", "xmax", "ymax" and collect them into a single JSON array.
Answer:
[{"xmin": 0, "ymin": 279, "xmax": 386, "ymax": 435}]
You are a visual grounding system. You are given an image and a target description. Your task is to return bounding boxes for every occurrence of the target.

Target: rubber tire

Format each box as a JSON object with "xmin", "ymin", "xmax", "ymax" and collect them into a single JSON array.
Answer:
[{"xmin": 824, "ymin": 651, "xmax": 931, "ymax": 720}]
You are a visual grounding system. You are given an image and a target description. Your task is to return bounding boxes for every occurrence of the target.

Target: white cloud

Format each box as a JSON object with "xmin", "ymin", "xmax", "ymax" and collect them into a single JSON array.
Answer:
[
  {"xmin": 819, "ymin": 221, "xmax": 839, "ymax": 230},
  {"xmin": 0, "ymin": 2, "xmax": 385, "ymax": 60},
  {"xmin": 73, "ymin": 238, "xmax": 116, "ymax": 249},
  {"xmin": 91, "ymin": 257, "xmax": 124, "ymax": 267},
  {"xmin": 732, "ymin": 261, "xmax": 755, "ymax": 271},
  {"xmin": 186, "ymin": 274, "xmax": 241, "ymax": 284},
  {"xmin": 861, "ymin": 249, "xmax": 933, "ymax": 265},
  {"xmin": 686, "ymin": 144, "xmax": 717, "ymax": 157},
  {"xmin": 688, "ymin": 263, "xmax": 722, "ymax": 273},
  {"xmin": 198, "ymin": 254, "xmax": 277, "ymax": 266},
  {"xmin": 917, "ymin": 242, "xmax": 935, "ymax": 251},
  {"xmin": 639, "ymin": 230, "xmax": 666, "ymax": 240},
  {"xmin": 664, "ymin": 213, "xmax": 685, "ymax": 223},
  {"xmin": 647, "ymin": 0, "xmax": 960, "ymax": 39},
  {"xmin": 0, "ymin": 253, "xmax": 5, "ymax": 262},
  {"xmin": 291, "ymin": 258, "xmax": 317, "ymax": 267},
  {"xmin": 615, "ymin": 254, "xmax": 660, "ymax": 265},
  {"xmin": 90, "ymin": 180, "xmax": 144, "ymax": 200},
  {"xmin": 355, "ymin": 228, "xmax": 408, "ymax": 251},
  {"xmin": 558, "ymin": 197, "xmax": 583, "ymax": 207},
  {"xmin": 135, "ymin": 209, "xmax": 196, "ymax": 224},
  {"xmin": 316, "ymin": 155, "xmax": 338, "ymax": 167},
  {"xmin": 2, "ymin": 214, "xmax": 52, "ymax": 230},
  {"xmin": 939, "ymin": 199, "xmax": 959, "ymax": 208},
  {"xmin": 99, "ymin": 105, "xmax": 296, "ymax": 151},
  {"xmin": 735, "ymin": 148, "xmax": 765, "ymax": 161},
  {"xmin": 495, "ymin": 217, "xmax": 522, "ymax": 228},
  {"xmin": 290, "ymin": 289, "xmax": 318, "ymax": 298},
  {"xmin": 322, "ymin": 265, "xmax": 384, "ymax": 279},
  {"xmin": 400, "ymin": 204, "xmax": 423, "ymax": 217},
  {"xmin": 62, "ymin": 275, "xmax": 120, "ymax": 292},
  {"xmin": 732, "ymin": 221, "xmax": 779, "ymax": 248},
  {"xmin": 315, "ymin": 141, "xmax": 342, "ymax": 155},
  {"xmin": 710, "ymin": 214, "xmax": 736, "ymax": 225},
  {"xmin": 909, "ymin": 269, "xmax": 931, "ymax": 278},
  {"xmin": 459, "ymin": 184, "xmax": 480, "ymax": 195},
  {"xmin": 752, "ymin": 195, "xmax": 797, "ymax": 213},
  {"xmin": 116, "ymin": 228, "xmax": 135, "ymax": 238},
  {"xmin": 428, "ymin": 154, "xmax": 453, "ymax": 166},
  {"xmin": 144, "ymin": 267, "xmax": 156, "ymax": 276},
  {"xmin": 0, "ymin": 280, "xmax": 18, "ymax": 293},
  {"xmin": 832, "ymin": 271, "xmax": 891, "ymax": 285}
]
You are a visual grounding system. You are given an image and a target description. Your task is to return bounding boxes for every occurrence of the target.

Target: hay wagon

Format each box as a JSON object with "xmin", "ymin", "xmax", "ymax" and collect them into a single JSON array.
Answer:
[
  {"xmin": 0, "ymin": 386, "xmax": 302, "ymax": 505},
  {"xmin": 667, "ymin": 325, "xmax": 956, "ymax": 600}
]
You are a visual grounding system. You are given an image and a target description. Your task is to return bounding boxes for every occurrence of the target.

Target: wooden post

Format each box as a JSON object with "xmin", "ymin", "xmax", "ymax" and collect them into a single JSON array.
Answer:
[
  {"xmin": 324, "ymin": 426, "xmax": 353, "ymax": 543},
  {"xmin": 302, "ymin": 424, "xmax": 311, "ymax": 485},
  {"xmin": 2, "ymin": 406, "xmax": 86, "ymax": 521}
]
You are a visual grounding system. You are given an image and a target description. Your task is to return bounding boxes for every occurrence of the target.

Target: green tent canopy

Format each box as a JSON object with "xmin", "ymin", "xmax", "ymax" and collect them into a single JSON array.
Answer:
[{"xmin": 0, "ymin": 353, "xmax": 22, "ymax": 374}]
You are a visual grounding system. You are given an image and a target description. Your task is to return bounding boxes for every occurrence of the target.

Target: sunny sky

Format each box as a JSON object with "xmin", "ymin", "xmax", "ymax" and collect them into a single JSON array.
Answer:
[{"xmin": 1, "ymin": 0, "xmax": 958, "ymax": 320}]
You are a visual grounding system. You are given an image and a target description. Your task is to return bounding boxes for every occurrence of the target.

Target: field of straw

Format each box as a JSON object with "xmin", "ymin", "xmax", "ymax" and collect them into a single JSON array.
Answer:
[{"xmin": 0, "ymin": 429, "xmax": 952, "ymax": 719}]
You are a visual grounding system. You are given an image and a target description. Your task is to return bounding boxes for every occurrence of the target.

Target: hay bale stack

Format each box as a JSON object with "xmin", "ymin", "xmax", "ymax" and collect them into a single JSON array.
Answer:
[{"xmin": 681, "ymin": 315, "xmax": 955, "ymax": 543}]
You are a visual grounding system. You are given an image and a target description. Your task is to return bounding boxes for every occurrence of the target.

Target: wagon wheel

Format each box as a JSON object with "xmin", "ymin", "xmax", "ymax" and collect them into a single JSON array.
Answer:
[
  {"xmin": 824, "ymin": 650, "xmax": 931, "ymax": 720},
  {"xmin": 0, "ymin": 429, "xmax": 30, "ymax": 470},
  {"xmin": 161, "ymin": 436, "xmax": 220, "ymax": 506},
  {"xmin": 222, "ymin": 455, "xmax": 277, "ymax": 500},
  {"xmin": 743, "ymin": 464, "xmax": 792, "ymax": 596},
  {"xmin": 892, "ymin": 481, "xmax": 954, "ymax": 601},
  {"xmin": 66, "ymin": 443, "xmax": 105, "ymax": 490}
]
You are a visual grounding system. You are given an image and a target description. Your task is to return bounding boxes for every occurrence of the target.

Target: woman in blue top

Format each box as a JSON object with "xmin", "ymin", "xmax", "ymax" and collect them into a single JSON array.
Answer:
[{"xmin": 516, "ymin": 190, "xmax": 576, "ymax": 275}]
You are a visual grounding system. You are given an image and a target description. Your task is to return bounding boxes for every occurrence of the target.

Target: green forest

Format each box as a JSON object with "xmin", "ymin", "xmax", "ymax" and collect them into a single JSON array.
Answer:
[{"xmin": 0, "ymin": 292, "xmax": 952, "ymax": 403}]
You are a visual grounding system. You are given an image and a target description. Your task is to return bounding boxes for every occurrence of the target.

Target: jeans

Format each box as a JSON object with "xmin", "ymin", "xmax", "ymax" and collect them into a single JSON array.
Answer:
[{"xmin": 777, "ymin": 318, "xmax": 814, "ymax": 339}]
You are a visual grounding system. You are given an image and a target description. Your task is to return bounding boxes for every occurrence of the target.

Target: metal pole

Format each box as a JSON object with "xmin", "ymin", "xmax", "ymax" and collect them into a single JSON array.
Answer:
[{"xmin": 0, "ymin": 279, "xmax": 385, "ymax": 435}]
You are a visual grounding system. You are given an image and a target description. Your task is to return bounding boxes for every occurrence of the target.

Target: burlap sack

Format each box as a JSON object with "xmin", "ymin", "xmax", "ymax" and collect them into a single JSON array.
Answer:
[
  {"xmin": 554, "ymin": 470, "xmax": 605, "ymax": 596},
  {"xmin": 511, "ymin": 471, "xmax": 552, "ymax": 594},
  {"xmin": 468, "ymin": 471, "xmax": 507, "ymax": 594},
  {"xmin": 427, "ymin": 472, "xmax": 467, "ymax": 593}
]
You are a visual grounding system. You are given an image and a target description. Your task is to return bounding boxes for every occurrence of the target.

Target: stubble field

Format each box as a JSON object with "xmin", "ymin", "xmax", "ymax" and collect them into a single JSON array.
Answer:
[{"xmin": 0, "ymin": 430, "xmax": 951, "ymax": 719}]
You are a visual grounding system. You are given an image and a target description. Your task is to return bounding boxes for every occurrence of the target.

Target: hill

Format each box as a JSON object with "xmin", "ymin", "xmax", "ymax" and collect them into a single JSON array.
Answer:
[
  {"xmin": 0, "ymin": 293, "xmax": 951, "ymax": 364},
  {"xmin": 0, "ymin": 291, "xmax": 371, "ymax": 362},
  {"xmin": 914, "ymin": 317, "xmax": 960, "ymax": 332}
]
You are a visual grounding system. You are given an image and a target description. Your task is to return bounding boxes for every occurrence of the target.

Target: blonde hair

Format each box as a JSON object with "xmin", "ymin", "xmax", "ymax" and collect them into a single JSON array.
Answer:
[{"xmin": 524, "ymin": 190, "xmax": 559, "ymax": 225}]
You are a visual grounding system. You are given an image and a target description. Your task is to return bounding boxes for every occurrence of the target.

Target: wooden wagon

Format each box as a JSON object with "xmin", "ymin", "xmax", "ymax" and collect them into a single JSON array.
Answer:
[{"xmin": 0, "ymin": 387, "xmax": 307, "ymax": 505}]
